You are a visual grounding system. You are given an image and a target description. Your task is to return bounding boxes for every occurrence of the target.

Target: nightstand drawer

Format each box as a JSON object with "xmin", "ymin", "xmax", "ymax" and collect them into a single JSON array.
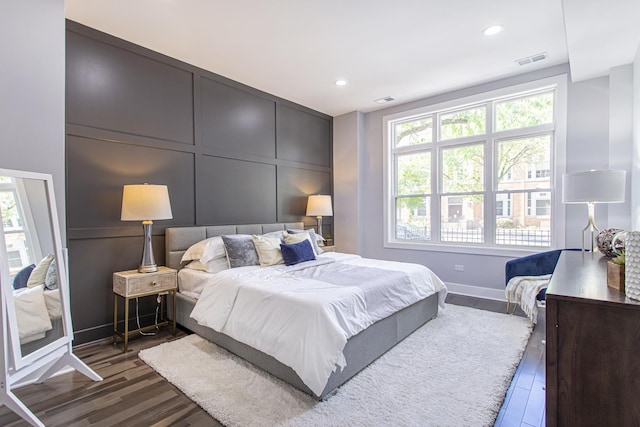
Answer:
[{"xmin": 113, "ymin": 267, "xmax": 177, "ymax": 297}]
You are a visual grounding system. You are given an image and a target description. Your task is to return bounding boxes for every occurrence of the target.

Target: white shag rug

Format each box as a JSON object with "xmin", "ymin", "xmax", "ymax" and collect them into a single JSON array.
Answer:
[{"xmin": 139, "ymin": 304, "xmax": 532, "ymax": 426}]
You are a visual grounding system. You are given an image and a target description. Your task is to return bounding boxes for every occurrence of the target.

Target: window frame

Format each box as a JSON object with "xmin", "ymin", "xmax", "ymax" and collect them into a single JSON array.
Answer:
[{"xmin": 383, "ymin": 75, "xmax": 567, "ymax": 256}]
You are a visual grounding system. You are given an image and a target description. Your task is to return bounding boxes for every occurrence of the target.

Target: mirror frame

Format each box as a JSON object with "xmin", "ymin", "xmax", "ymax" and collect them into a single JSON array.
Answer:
[{"xmin": 0, "ymin": 168, "xmax": 73, "ymax": 371}]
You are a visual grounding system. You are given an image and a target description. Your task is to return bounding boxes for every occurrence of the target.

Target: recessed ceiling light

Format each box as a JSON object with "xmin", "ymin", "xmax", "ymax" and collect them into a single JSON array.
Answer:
[
  {"xmin": 482, "ymin": 25, "xmax": 503, "ymax": 36},
  {"xmin": 334, "ymin": 79, "xmax": 347, "ymax": 86}
]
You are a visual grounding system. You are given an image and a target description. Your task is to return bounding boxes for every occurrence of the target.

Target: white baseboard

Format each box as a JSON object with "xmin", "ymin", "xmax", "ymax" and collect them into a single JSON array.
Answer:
[{"xmin": 445, "ymin": 282, "xmax": 506, "ymax": 302}]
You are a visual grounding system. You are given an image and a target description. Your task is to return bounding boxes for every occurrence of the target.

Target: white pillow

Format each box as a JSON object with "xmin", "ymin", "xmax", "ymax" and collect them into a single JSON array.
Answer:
[
  {"xmin": 252, "ymin": 235, "xmax": 284, "ymax": 267},
  {"xmin": 27, "ymin": 254, "xmax": 54, "ymax": 288},
  {"xmin": 13, "ymin": 285, "xmax": 53, "ymax": 344},
  {"xmin": 181, "ymin": 236, "xmax": 226, "ymax": 264},
  {"xmin": 184, "ymin": 257, "xmax": 229, "ymax": 274}
]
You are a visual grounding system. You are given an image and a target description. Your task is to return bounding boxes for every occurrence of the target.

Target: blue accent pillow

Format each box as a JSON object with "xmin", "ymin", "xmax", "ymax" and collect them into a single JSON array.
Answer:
[
  {"xmin": 280, "ymin": 239, "xmax": 316, "ymax": 266},
  {"xmin": 12, "ymin": 264, "xmax": 35, "ymax": 289}
]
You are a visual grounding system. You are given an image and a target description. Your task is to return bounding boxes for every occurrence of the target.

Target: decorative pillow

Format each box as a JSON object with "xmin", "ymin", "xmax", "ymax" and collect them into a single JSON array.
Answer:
[
  {"xmin": 280, "ymin": 239, "xmax": 316, "ymax": 266},
  {"xmin": 222, "ymin": 235, "xmax": 259, "ymax": 268},
  {"xmin": 184, "ymin": 258, "xmax": 229, "ymax": 274},
  {"xmin": 12, "ymin": 264, "xmax": 35, "ymax": 290},
  {"xmin": 13, "ymin": 285, "xmax": 53, "ymax": 344},
  {"xmin": 284, "ymin": 232, "xmax": 324, "ymax": 255},
  {"xmin": 27, "ymin": 254, "xmax": 54, "ymax": 288},
  {"xmin": 261, "ymin": 230, "xmax": 286, "ymax": 241},
  {"xmin": 181, "ymin": 236, "xmax": 226, "ymax": 264},
  {"xmin": 44, "ymin": 259, "xmax": 58, "ymax": 290},
  {"xmin": 252, "ymin": 235, "xmax": 284, "ymax": 267}
]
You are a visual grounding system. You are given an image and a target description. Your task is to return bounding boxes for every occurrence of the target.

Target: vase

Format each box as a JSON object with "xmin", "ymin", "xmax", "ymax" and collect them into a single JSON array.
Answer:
[{"xmin": 625, "ymin": 232, "xmax": 640, "ymax": 300}]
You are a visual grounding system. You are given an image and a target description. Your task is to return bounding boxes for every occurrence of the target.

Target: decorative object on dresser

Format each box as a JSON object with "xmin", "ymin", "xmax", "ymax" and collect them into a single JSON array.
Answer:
[
  {"xmin": 0, "ymin": 169, "xmax": 102, "ymax": 427},
  {"xmin": 624, "ymin": 231, "xmax": 640, "ymax": 300},
  {"xmin": 121, "ymin": 184, "xmax": 173, "ymax": 273},
  {"xmin": 113, "ymin": 267, "xmax": 177, "ymax": 352},
  {"xmin": 607, "ymin": 251, "xmax": 625, "ymax": 291},
  {"xmin": 561, "ymin": 169, "xmax": 626, "ymax": 252},
  {"xmin": 595, "ymin": 227, "xmax": 625, "ymax": 257},
  {"xmin": 306, "ymin": 195, "xmax": 333, "ymax": 239}
]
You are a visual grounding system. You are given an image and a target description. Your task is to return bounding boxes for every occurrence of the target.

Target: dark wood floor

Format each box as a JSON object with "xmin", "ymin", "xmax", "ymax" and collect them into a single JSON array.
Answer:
[{"xmin": 0, "ymin": 295, "xmax": 544, "ymax": 427}]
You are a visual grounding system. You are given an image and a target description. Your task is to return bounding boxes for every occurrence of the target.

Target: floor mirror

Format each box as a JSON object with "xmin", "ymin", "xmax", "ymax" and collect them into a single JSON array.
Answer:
[{"xmin": 0, "ymin": 168, "xmax": 101, "ymax": 427}]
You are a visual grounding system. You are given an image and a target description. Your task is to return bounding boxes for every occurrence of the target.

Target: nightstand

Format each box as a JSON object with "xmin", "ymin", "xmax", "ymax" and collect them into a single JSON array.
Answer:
[
  {"xmin": 113, "ymin": 266, "xmax": 177, "ymax": 352},
  {"xmin": 322, "ymin": 245, "xmax": 336, "ymax": 252}
]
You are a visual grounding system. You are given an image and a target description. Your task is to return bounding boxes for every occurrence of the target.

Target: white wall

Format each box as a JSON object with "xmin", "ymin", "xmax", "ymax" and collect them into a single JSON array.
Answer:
[
  {"xmin": 334, "ymin": 64, "xmax": 632, "ymax": 299},
  {"xmin": 633, "ymin": 46, "xmax": 640, "ymax": 230},
  {"xmin": 333, "ymin": 111, "xmax": 365, "ymax": 254},
  {"xmin": 0, "ymin": 0, "xmax": 66, "ymax": 240}
]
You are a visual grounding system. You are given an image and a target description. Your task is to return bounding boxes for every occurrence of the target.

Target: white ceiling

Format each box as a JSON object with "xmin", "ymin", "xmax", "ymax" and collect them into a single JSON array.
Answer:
[{"xmin": 65, "ymin": 0, "xmax": 640, "ymax": 117}]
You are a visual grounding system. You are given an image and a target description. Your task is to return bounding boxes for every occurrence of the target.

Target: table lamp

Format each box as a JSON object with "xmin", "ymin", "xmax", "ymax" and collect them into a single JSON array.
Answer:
[
  {"xmin": 562, "ymin": 169, "xmax": 625, "ymax": 252},
  {"xmin": 306, "ymin": 195, "xmax": 333, "ymax": 239},
  {"xmin": 121, "ymin": 184, "xmax": 173, "ymax": 273}
]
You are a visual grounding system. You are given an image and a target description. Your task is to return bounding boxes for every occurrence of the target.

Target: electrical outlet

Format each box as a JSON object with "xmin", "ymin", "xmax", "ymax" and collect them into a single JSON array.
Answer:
[{"xmin": 454, "ymin": 264, "xmax": 464, "ymax": 272}]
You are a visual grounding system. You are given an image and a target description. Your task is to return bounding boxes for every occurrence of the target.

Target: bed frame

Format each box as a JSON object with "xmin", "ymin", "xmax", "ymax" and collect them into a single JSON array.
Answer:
[{"xmin": 165, "ymin": 222, "xmax": 439, "ymax": 400}]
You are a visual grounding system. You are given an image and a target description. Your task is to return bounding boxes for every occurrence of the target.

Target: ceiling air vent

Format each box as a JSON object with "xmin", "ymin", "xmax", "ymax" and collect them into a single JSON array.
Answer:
[
  {"xmin": 375, "ymin": 96, "xmax": 395, "ymax": 104},
  {"xmin": 516, "ymin": 52, "xmax": 548, "ymax": 66}
]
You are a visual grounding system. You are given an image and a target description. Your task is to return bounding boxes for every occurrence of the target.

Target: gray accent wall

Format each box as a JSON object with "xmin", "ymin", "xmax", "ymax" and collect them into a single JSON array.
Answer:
[{"xmin": 66, "ymin": 21, "xmax": 333, "ymax": 344}]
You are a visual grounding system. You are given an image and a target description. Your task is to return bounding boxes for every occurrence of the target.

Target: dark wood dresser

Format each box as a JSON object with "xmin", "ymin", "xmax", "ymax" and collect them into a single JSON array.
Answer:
[{"xmin": 546, "ymin": 251, "xmax": 640, "ymax": 426}]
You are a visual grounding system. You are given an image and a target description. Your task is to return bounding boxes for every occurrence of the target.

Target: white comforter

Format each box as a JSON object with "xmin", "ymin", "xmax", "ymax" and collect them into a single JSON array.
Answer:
[{"xmin": 189, "ymin": 252, "xmax": 447, "ymax": 395}]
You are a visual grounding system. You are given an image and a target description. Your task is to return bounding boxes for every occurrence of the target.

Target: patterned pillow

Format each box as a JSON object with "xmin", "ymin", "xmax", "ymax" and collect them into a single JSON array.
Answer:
[{"xmin": 222, "ymin": 235, "xmax": 259, "ymax": 268}]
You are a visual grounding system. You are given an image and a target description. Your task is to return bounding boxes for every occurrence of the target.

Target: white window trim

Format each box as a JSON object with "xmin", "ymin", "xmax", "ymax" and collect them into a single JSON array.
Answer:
[{"xmin": 383, "ymin": 74, "xmax": 567, "ymax": 257}]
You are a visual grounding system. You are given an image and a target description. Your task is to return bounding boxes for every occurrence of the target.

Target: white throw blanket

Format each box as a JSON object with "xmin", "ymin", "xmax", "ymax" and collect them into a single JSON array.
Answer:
[
  {"xmin": 189, "ymin": 252, "xmax": 447, "ymax": 396},
  {"xmin": 505, "ymin": 274, "xmax": 551, "ymax": 323}
]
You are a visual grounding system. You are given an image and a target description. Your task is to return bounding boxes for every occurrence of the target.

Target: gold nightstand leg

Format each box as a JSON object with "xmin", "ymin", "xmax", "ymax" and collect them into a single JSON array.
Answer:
[
  {"xmin": 124, "ymin": 297, "xmax": 130, "ymax": 352},
  {"xmin": 172, "ymin": 290, "xmax": 177, "ymax": 335},
  {"xmin": 113, "ymin": 294, "xmax": 118, "ymax": 345}
]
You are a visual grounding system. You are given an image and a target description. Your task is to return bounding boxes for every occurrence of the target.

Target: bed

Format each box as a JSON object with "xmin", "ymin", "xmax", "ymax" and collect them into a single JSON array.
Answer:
[{"xmin": 165, "ymin": 222, "xmax": 446, "ymax": 399}]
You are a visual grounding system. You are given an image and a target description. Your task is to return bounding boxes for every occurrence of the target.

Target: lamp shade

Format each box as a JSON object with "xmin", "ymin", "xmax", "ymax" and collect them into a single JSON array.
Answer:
[
  {"xmin": 562, "ymin": 170, "xmax": 626, "ymax": 204},
  {"xmin": 306, "ymin": 195, "xmax": 333, "ymax": 217},
  {"xmin": 121, "ymin": 184, "xmax": 173, "ymax": 221}
]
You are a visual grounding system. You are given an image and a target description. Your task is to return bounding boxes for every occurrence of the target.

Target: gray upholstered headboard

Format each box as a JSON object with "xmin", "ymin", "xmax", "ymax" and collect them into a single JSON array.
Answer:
[{"xmin": 165, "ymin": 222, "xmax": 304, "ymax": 270}]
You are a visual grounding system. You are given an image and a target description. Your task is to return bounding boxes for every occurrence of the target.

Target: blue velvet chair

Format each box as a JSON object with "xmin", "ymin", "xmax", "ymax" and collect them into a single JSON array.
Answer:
[
  {"xmin": 505, "ymin": 248, "xmax": 583, "ymax": 313},
  {"xmin": 505, "ymin": 249, "xmax": 562, "ymax": 303}
]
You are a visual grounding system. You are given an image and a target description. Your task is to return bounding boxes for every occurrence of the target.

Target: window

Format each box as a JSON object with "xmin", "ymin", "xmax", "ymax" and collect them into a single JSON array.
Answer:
[
  {"xmin": 385, "ymin": 77, "xmax": 565, "ymax": 250},
  {"xmin": 0, "ymin": 177, "xmax": 40, "ymax": 277}
]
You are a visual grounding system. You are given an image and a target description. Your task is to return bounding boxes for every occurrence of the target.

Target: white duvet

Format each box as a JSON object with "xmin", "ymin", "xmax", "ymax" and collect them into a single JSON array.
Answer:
[{"xmin": 189, "ymin": 252, "xmax": 447, "ymax": 395}]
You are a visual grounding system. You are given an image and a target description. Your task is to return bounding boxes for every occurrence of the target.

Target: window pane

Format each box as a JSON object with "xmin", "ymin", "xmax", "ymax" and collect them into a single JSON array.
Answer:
[
  {"xmin": 441, "ymin": 144, "xmax": 484, "ymax": 193},
  {"xmin": 1, "ymin": 189, "xmax": 33, "ymax": 275},
  {"xmin": 440, "ymin": 106, "xmax": 486, "ymax": 140},
  {"xmin": 397, "ymin": 152, "xmax": 431, "ymax": 195},
  {"xmin": 440, "ymin": 195, "xmax": 484, "ymax": 243},
  {"xmin": 495, "ymin": 92, "xmax": 553, "ymax": 131},
  {"xmin": 394, "ymin": 117, "xmax": 432, "ymax": 147},
  {"xmin": 495, "ymin": 191, "xmax": 551, "ymax": 247},
  {"xmin": 396, "ymin": 197, "xmax": 430, "ymax": 240},
  {"xmin": 497, "ymin": 135, "xmax": 551, "ymax": 191}
]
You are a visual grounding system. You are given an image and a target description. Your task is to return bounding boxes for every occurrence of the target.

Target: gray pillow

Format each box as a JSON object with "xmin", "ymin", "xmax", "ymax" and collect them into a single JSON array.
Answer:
[{"xmin": 222, "ymin": 235, "xmax": 259, "ymax": 268}]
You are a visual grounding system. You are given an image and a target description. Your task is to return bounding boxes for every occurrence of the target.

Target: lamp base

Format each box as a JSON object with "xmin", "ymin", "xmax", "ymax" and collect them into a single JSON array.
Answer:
[
  {"xmin": 138, "ymin": 264, "xmax": 158, "ymax": 274},
  {"xmin": 138, "ymin": 221, "xmax": 158, "ymax": 273}
]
